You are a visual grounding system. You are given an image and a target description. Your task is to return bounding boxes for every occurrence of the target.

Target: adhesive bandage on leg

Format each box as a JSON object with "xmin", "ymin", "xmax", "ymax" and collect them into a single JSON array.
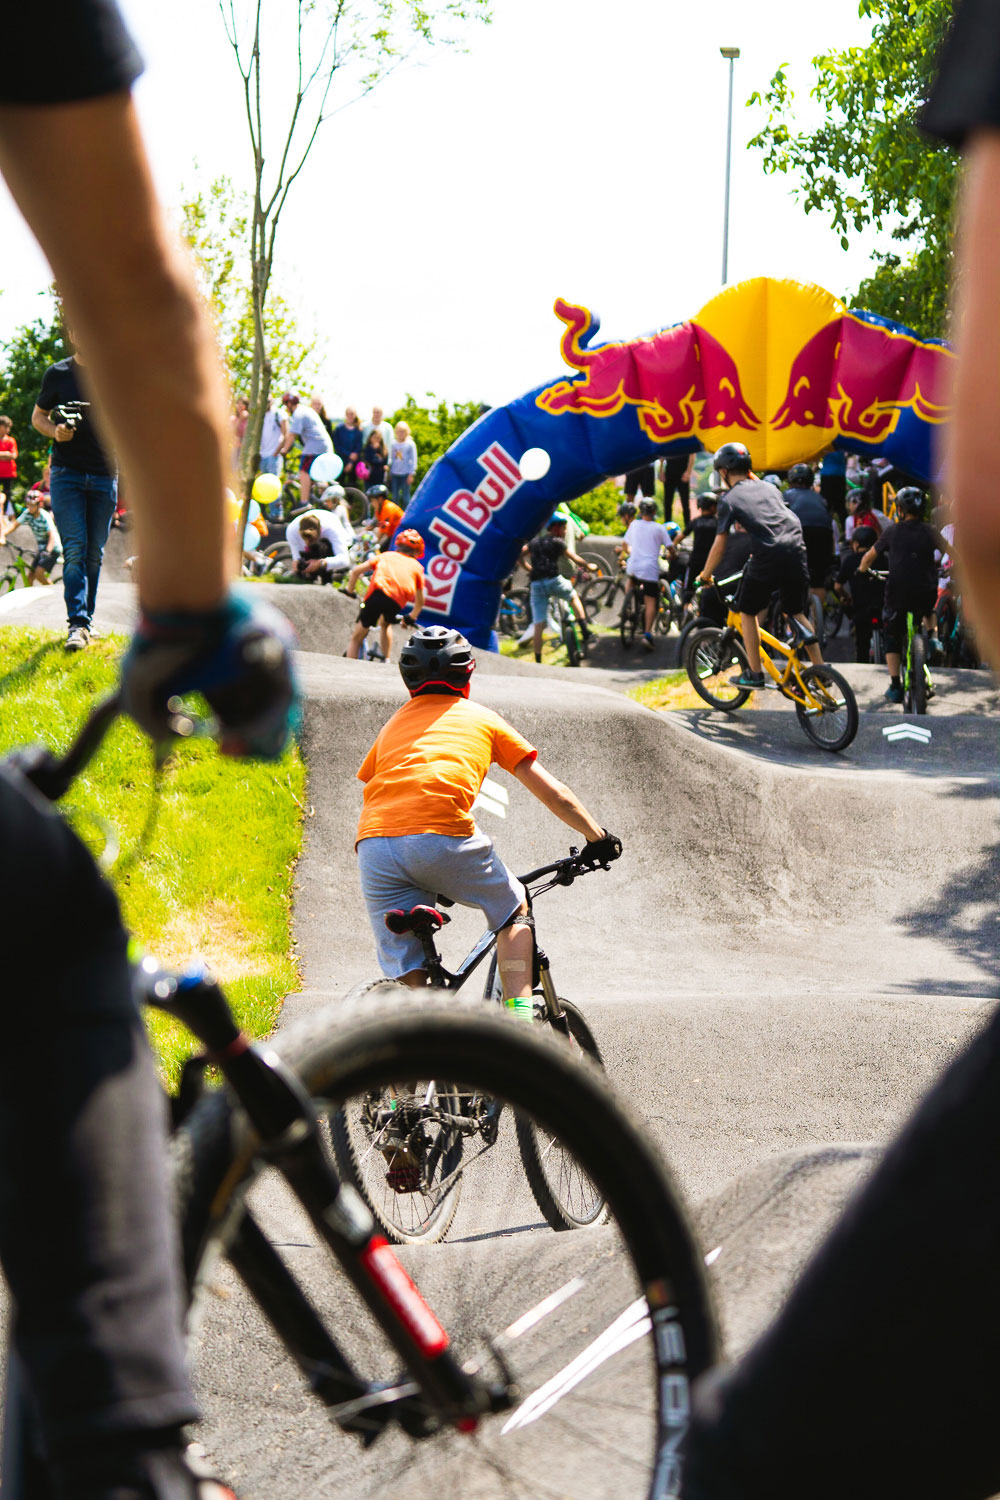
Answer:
[{"xmin": 498, "ymin": 960, "xmax": 534, "ymax": 1020}]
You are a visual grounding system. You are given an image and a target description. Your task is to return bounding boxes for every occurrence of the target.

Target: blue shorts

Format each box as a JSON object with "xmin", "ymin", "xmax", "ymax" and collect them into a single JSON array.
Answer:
[
  {"xmin": 357, "ymin": 830, "xmax": 525, "ymax": 979},
  {"xmin": 530, "ymin": 574, "xmax": 574, "ymax": 624}
]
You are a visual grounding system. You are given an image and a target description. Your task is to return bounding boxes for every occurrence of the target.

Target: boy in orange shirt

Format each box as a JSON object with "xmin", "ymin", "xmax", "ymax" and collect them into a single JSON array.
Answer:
[
  {"xmin": 356, "ymin": 625, "xmax": 621, "ymax": 1014},
  {"xmin": 347, "ymin": 527, "xmax": 426, "ymax": 661}
]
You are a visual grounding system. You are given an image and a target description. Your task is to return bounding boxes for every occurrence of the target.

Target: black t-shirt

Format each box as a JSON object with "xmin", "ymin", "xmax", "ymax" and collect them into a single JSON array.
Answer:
[
  {"xmin": 37, "ymin": 359, "xmax": 114, "ymax": 477},
  {"xmin": 922, "ymin": 0, "xmax": 1000, "ymax": 146},
  {"xmin": 662, "ymin": 455, "xmax": 690, "ymax": 483},
  {"xmin": 873, "ymin": 519, "xmax": 948, "ymax": 597},
  {"xmin": 716, "ymin": 478, "xmax": 806, "ymax": 560},
  {"xmin": 682, "ymin": 515, "xmax": 718, "ymax": 576},
  {"xmin": 0, "ymin": 1, "xmax": 141, "ymax": 105},
  {"xmin": 785, "ymin": 486, "xmax": 833, "ymax": 531},
  {"xmin": 528, "ymin": 533, "xmax": 568, "ymax": 581}
]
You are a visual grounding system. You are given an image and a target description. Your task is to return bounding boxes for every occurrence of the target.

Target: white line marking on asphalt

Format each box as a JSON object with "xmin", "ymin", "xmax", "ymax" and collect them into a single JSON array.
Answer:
[
  {"xmin": 0, "ymin": 586, "xmax": 45, "ymax": 617},
  {"xmin": 882, "ymin": 724, "xmax": 933, "ymax": 743},
  {"xmin": 501, "ymin": 1297, "xmax": 650, "ymax": 1433},
  {"xmin": 472, "ymin": 777, "xmax": 510, "ymax": 819}
]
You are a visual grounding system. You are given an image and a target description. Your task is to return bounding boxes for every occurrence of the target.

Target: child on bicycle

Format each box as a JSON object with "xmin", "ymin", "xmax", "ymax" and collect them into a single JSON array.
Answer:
[
  {"xmin": 520, "ymin": 513, "xmax": 597, "ymax": 663},
  {"xmin": 14, "ymin": 483, "xmax": 62, "ymax": 584},
  {"xmin": 858, "ymin": 486, "xmax": 953, "ymax": 701},
  {"xmin": 355, "ymin": 624, "xmax": 621, "ymax": 1015},
  {"xmin": 621, "ymin": 498, "xmax": 676, "ymax": 649},
  {"xmin": 346, "ymin": 527, "xmax": 426, "ymax": 660}
]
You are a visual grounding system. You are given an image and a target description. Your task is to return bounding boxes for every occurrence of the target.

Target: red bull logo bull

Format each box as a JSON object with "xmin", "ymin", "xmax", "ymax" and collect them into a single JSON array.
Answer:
[
  {"xmin": 771, "ymin": 313, "xmax": 952, "ymax": 447},
  {"xmin": 536, "ymin": 300, "xmax": 759, "ymax": 442}
]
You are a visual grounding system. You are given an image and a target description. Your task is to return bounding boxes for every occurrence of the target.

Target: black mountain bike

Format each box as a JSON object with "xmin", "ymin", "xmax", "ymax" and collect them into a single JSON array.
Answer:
[
  {"xmin": 336, "ymin": 849, "xmax": 614, "ymax": 1245},
  {"xmin": 2, "ymin": 695, "xmax": 717, "ymax": 1500}
]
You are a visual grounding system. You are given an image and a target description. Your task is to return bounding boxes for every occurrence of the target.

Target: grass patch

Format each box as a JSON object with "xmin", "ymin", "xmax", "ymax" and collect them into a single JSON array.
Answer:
[
  {"xmin": 0, "ymin": 626, "xmax": 305, "ymax": 1084},
  {"xmin": 498, "ymin": 623, "xmax": 615, "ymax": 669},
  {"xmin": 627, "ymin": 669, "xmax": 762, "ymax": 711}
]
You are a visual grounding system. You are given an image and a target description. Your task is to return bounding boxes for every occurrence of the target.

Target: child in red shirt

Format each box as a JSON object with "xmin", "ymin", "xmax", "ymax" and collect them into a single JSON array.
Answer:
[{"xmin": 0, "ymin": 415, "xmax": 18, "ymax": 540}]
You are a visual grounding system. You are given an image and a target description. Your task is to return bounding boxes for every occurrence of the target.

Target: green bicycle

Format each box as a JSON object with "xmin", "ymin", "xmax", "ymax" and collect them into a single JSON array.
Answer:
[{"xmin": 0, "ymin": 539, "xmax": 58, "ymax": 595}]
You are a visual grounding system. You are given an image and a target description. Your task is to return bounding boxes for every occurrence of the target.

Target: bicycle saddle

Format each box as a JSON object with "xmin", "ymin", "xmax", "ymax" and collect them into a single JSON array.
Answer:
[{"xmin": 384, "ymin": 905, "xmax": 450, "ymax": 937}]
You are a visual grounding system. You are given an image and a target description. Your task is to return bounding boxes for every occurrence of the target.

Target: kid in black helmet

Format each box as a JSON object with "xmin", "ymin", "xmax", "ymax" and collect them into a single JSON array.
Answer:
[{"xmin": 398, "ymin": 625, "xmax": 476, "ymax": 697}]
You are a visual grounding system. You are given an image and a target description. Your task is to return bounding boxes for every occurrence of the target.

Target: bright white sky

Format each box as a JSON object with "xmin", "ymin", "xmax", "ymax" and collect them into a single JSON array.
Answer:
[{"xmin": 0, "ymin": 0, "xmax": 887, "ymax": 417}]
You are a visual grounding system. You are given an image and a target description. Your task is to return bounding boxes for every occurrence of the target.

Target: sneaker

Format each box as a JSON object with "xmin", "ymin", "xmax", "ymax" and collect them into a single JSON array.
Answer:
[
  {"xmin": 65, "ymin": 626, "xmax": 90, "ymax": 652},
  {"xmin": 641, "ymin": 631, "xmax": 655, "ymax": 650},
  {"xmin": 885, "ymin": 682, "xmax": 904, "ymax": 703},
  {"xmin": 927, "ymin": 637, "xmax": 944, "ymax": 665},
  {"xmin": 730, "ymin": 668, "xmax": 766, "ymax": 689}
]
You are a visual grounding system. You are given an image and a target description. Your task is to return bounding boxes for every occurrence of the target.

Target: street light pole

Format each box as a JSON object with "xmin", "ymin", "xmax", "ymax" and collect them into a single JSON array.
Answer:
[{"xmin": 720, "ymin": 46, "xmax": 740, "ymax": 285}]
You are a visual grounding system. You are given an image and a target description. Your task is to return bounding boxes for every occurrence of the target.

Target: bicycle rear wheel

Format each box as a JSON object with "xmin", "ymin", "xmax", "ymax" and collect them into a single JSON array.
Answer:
[
  {"xmin": 684, "ymin": 626, "xmax": 752, "ymax": 710},
  {"xmin": 794, "ymin": 664, "xmax": 859, "ymax": 751},
  {"xmin": 330, "ymin": 1076, "xmax": 465, "ymax": 1245},
  {"xmin": 619, "ymin": 590, "xmax": 640, "ymax": 649},
  {"xmin": 172, "ymin": 992, "xmax": 717, "ymax": 1500}
]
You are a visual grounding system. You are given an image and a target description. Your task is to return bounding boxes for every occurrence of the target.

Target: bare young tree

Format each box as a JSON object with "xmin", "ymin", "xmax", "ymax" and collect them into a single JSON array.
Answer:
[{"xmin": 219, "ymin": 0, "xmax": 490, "ymax": 513}]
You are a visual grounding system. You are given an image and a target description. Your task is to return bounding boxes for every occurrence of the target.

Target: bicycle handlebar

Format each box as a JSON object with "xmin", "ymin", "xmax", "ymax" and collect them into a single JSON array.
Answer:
[{"xmin": 520, "ymin": 847, "xmax": 616, "ymax": 889}]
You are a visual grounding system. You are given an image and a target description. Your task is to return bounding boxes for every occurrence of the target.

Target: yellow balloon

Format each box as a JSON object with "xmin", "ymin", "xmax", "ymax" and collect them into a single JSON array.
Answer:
[
  {"xmin": 253, "ymin": 472, "xmax": 283, "ymax": 504},
  {"xmin": 224, "ymin": 488, "xmax": 242, "ymax": 526}
]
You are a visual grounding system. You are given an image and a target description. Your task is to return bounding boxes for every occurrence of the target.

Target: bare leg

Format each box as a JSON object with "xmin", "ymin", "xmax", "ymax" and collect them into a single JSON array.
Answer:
[
  {"xmin": 497, "ymin": 914, "xmax": 533, "ymax": 1000},
  {"xmin": 347, "ymin": 622, "xmax": 366, "ymax": 659},
  {"xmin": 380, "ymin": 619, "xmax": 392, "ymax": 659},
  {"xmin": 644, "ymin": 592, "xmax": 657, "ymax": 632},
  {"xmin": 532, "ymin": 620, "xmax": 545, "ymax": 658},
  {"xmin": 792, "ymin": 613, "xmax": 824, "ymax": 664},
  {"xmin": 887, "ymin": 651, "xmax": 902, "ymax": 679},
  {"xmin": 299, "ymin": 469, "xmax": 312, "ymax": 510},
  {"xmin": 398, "ymin": 969, "xmax": 429, "ymax": 988},
  {"xmin": 740, "ymin": 612, "xmax": 763, "ymax": 673}
]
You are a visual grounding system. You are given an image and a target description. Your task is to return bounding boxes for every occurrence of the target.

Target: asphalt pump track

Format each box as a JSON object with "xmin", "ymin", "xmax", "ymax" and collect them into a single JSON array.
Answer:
[{"xmin": 3, "ymin": 563, "xmax": 1000, "ymax": 1496}]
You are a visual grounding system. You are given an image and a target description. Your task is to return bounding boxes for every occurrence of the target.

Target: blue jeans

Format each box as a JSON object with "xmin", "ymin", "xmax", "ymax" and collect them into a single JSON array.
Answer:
[
  {"xmin": 391, "ymin": 473, "xmax": 411, "ymax": 507},
  {"xmin": 50, "ymin": 468, "xmax": 118, "ymax": 629}
]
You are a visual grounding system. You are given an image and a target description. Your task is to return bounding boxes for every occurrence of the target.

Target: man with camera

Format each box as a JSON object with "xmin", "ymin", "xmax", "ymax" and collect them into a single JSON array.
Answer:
[{"xmin": 32, "ymin": 344, "xmax": 117, "ymax": 651}]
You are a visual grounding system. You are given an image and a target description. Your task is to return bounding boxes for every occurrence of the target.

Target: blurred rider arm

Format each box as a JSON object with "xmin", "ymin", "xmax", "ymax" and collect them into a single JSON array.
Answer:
[
  {"xmin": 0, "ymin": 92, "xmax": 231, "ymax": 611},
  {"xmin": 949, "ymin": 134, "xmax": 1000, "ymax": 664}
]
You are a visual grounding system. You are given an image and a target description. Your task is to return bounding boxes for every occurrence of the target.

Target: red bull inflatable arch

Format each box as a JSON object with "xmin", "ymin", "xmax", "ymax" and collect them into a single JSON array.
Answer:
[{"xmin": 401, "ymin": 276, "xmax": 953, "ymax": 647}]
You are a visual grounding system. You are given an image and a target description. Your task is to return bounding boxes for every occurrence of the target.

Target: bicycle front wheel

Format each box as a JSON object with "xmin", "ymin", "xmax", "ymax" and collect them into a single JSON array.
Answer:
[
  {"xmin": 685, "ymin": 626, "xmax": 752, "ymax": 710},
  {"xmin": 173, "ymin": 992, "xmax": 717, "ymax": 1500},
  {"xmin": 557, "ymin": 600, "xmax": 581, "ymax": 666},
  {"xmin": 909, "ymin": 633, "xmax": 928, "ymax": 715},
  {"xmin": 794, "ymin": 663, "xmax": 859, "ymax": 751}
]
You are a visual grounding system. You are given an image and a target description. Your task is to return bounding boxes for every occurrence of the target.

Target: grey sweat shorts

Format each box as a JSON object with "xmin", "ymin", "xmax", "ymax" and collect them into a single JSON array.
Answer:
[{"xmin": 357, "ymin": 830, "xmax": 526, "ymax": 979}]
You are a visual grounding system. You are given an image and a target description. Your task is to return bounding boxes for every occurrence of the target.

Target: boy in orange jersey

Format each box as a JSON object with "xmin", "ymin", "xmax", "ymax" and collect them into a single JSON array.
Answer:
[
  {"xmin": 355, "ymin": 625, "xmax": 621, "ymax": 1014},
  {"xmin": 346, "ymin": 527, "xmax": 426, "ymax": 661}
]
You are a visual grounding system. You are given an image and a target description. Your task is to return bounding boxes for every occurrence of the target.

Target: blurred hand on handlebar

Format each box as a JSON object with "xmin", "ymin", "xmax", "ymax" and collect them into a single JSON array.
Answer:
[
  {"xmin": 121, "ymin": 593, "xmax": 300, "ymax": 759},
  {"xmin": 579, "ymin": 830, "xmax": 623, "ymax": 868}
]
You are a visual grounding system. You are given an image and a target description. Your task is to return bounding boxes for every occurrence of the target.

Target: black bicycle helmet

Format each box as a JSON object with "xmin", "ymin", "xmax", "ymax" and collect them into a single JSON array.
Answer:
[
  {"xmin": 399, "ymin": 626, "xmax": 476, "ymax": 696},
  {"xmin": 367, "ymin": 483, "xmax": 390, "ymax": 503},
  {"xmin": 896, "ymin": 486, "xmax": 925, "ymax": 518},
  {"xmin": 696, "ymin": 490, "xmax": 718, "ymax": 509},
  {"xmin": 638, "ymin": 498, "xmax": 657, "ymax": 518},
  {"xmin": 617, "ymin": 499, "xmax": 637, "ymax": 521},
  {"xmin": 852, "ymin": 524, "xmax": 877, "ymax": 549},
  {"xmin": 712, "ymin": 441, "xmax": 752, "ymax": 474},
  {"xmin": 787, "ymin": 462, "xmax": 814, "ymax": 488}
]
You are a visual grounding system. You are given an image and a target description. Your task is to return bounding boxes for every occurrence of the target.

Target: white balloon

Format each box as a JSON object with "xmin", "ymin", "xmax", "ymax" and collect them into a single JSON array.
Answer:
[
  {"xmin": 310, "ymin": 452, "xmax": 343, "ymax": 483},
  {"xmin": 519, "ymin": 447, "xmax": 551, "ymax": 481}
]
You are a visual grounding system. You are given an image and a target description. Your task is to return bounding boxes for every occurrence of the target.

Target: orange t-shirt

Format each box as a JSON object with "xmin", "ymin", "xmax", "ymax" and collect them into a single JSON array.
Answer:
[
  {"xmin": 377, "ymin": 501, "xmax": 404, "ymax": 539},
  {"xmin": 356, "ymin": 694, "xmax": 536, "ymax": 842},
  {"xmin": 366, "ymin": 551, "xmax": 424, "ymax": 606}
]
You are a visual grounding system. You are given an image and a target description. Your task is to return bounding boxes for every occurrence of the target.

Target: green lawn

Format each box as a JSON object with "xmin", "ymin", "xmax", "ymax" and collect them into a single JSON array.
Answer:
[{"xmin": 0, "ymin": 627, "xmax": 305, "ymax": 1083}]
